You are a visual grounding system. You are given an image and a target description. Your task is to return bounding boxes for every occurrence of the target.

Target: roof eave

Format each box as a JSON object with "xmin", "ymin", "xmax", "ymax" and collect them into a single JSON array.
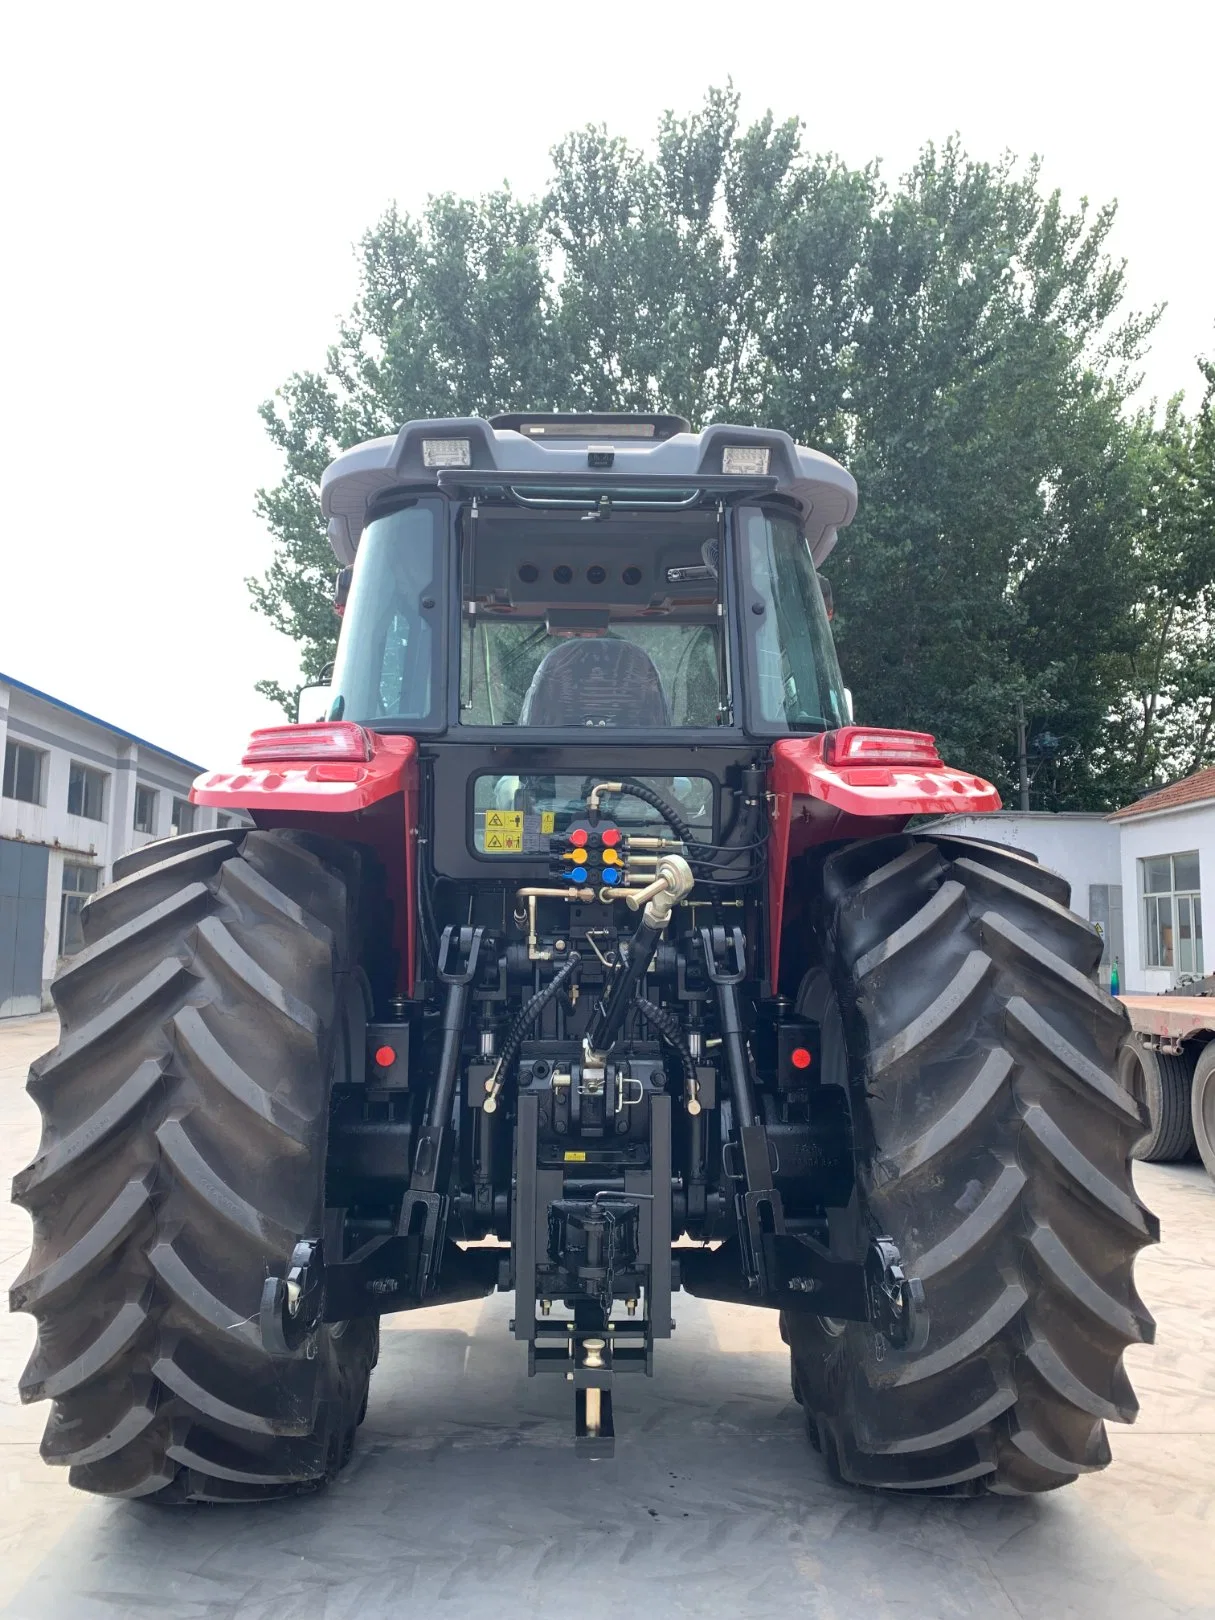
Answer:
[{"xmin": 1106, "ymin": 796, "xmax": 1215, "ymax": 824}]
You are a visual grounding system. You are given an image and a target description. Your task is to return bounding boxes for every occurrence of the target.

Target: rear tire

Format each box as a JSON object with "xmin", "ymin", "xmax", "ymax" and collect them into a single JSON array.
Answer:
[
  {"xmin": 783, "ymin": 833, "xmax": 1157, "ymax": 1495},
  {"xmin": 10, "ymin": 828, "xmax": 378, "ymax": 1502},
  {"xmin": 1119, "ymin": 1035, "xmax": 1197, "ymax": 1162},
  {"xmin": 1191, "ymin": 1042, "xmax": 1215, "ymax": 1183}
]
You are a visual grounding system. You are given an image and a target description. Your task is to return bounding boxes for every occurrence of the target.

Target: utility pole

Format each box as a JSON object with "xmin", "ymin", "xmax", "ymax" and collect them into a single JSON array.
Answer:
[{"xmin": 1015, "ymin": 698, "xmax": 1030, "ymax": 811}]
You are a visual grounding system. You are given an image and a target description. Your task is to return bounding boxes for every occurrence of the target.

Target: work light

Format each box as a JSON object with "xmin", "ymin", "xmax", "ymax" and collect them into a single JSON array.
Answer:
[
  {"xmin": 422, "ymin": 438, "xmax": 472, "ymax": 468},
  {"xmin": 721, "ymin": 444, "xmax": 770, "ymax": 475}
]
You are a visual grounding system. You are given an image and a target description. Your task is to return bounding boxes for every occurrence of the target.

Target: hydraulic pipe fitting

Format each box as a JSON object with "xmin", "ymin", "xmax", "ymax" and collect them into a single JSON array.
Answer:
[
  {"xmin": 625, "ymin": 853, "xmax": 695, "ymax": 927},
  {"xmin": 587, "ymin": 782, "xmax": 624, "ymax": 815}
]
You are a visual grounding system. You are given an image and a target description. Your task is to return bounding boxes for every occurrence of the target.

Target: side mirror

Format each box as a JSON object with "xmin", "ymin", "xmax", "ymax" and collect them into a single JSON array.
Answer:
[{"xmin": 296, "ymin": 684, "xmax": 335, "ymax": 723}]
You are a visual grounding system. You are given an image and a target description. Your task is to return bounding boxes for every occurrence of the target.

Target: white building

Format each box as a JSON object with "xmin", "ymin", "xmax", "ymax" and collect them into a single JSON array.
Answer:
[
  {"xmin": 930, "ymin": 770, "xmax": 1211, "ymax": 995},
  {"xmin": 1108, "ymin": 770, "xmax": 1210, "ymax": 995},
  {"xmin": 1, "ymin": 672, "xmax": 242, "ymax": 1017}
]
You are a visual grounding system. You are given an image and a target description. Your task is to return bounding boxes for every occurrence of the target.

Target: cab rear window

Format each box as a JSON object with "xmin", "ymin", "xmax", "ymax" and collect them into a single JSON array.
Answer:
[{"xmin": 471, "ymin": 774, "xmax": 714, "ymax": 854}]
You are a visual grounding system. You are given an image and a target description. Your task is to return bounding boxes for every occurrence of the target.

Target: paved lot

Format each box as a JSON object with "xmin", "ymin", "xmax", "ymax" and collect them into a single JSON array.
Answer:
[{"xmin": 1, "ymin": 1010, "xmax": 1212, "ymax": 1619}]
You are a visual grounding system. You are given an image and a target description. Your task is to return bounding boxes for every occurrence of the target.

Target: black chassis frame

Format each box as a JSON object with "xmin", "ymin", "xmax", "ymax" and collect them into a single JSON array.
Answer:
[{"xmin": 285, "ymin": 486, "xmax": 928, "ymax": 1449}]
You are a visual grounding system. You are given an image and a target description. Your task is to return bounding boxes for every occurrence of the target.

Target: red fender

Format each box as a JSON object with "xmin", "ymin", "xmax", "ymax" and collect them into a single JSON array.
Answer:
[
  {"xmin": 192, "ymin": 725, "xmax": 420, "ymax": 994},
  {"xmin": 766, "ymin": 730, "xmax": 1000, "ymax": 992}
]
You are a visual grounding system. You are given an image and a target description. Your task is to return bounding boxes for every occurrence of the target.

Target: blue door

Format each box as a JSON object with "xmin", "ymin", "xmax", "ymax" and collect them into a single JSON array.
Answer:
[{"xmin": 0, "ymin": 838, "xmax": 49, "ymax": 1017}]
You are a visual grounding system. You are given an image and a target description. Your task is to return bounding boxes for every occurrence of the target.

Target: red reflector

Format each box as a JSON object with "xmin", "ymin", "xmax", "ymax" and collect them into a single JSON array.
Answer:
[
  {"xmin": 242, "ymin": 722, "xmax": 373, "ymax": 765},
  {"xmin": 790, "ymin": 1047, "xmax": 813, "ymax": 1070},
  {"xmin": 374, "ymin": 1045, "xmax": 396, "ymax": 1068},
  {"xmin": 823, "ymin": 727, "xmax": 942, "ymax": 768},
  {"xmin": 570, "ymin": 827, "xmax": 589, "ymax": 847},
  {"xmin": 601, "ymin": 828, "xmax": 621, "ymax": 847}
]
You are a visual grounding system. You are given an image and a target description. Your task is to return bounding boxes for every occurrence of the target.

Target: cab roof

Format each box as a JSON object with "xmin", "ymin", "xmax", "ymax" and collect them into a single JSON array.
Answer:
[{"xmin": 320, "ymin": 415, "xmax": 858, "ymax": 567}]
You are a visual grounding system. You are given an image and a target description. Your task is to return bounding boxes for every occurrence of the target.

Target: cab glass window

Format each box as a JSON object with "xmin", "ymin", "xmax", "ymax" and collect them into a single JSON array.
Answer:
[
  {"xmin": 738, "ymin": 508, "xmax": 848, "ymax": 732},
  {"xmin": 459, "ymin": 508, "xmax": 727, "ymax": 728},
  {"xmin": 328, "ymin": 501, "xmax": 441, "ymax": 726},
  {"xmin": 471, "ymin": 773, "xmax": 714, "ymax": 853}
]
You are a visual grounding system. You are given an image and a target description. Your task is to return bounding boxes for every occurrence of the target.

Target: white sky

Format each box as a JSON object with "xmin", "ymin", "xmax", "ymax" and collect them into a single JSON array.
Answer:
[{"xmin": 2, "ymin": 0, "xmax": 1211, "ymax": 769}]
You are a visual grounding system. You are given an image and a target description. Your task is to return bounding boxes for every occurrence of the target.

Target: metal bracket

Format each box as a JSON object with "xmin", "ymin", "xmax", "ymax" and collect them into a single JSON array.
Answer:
[
  {"xmin": 680, "ymin": 1230, "xmax": 930, "ymax": 1352},
  {"xmin": 259, "ymin": 1238, "xmax": 323, "ymax": 1356},
  {"xmin": 864, "ymin": 1236, "xmax": 929, "ymax": 1352}
]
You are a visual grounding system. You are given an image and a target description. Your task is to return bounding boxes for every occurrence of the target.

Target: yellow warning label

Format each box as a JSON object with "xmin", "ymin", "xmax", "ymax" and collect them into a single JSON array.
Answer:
[
  {"xmin": 485, "ymin": 827, "xmax": 523, "ymax": 852},
  {"xmin": 482, "ymin": 809, "xmax": 524, "ymax": 852},
  {"xmin": 540, "ymin": 811, "xmax": 555, "ymax": 834},
  {"xmin": 563, "ymin": 1150, "xmax": 587, "ymax": 1162},
  {"xmin": 484, "ymin": 810, "xmax": 523, "ymax": 832}
]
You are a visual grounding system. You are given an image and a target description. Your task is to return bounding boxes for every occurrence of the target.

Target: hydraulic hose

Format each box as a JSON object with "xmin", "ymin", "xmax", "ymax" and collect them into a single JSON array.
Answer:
[
  {"xmin": 635, "ymin": 997, "xmax": 697, "ymax": 1092},
  {"xmin": 697, "ymin": 765, "xmax": 765, "ymax": 886},
  {"xmin": 601, "ymin": 772, "xmax": 764, "ymax": 887},
  {"xmin": 598, "ymin": 778, "xmax": 697, "ymax": 846},
  {"xmin": 483, "ymin": 952, "xmax": 582, "ymax": 1112},
  {"xmin": 585, "ymin": 919, "xmax": 667, "ymax": 1057}
]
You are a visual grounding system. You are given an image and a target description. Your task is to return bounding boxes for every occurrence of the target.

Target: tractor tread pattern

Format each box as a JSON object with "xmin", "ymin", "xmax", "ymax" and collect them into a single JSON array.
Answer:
[
  {"xmin": 13, "ymin": 1059, "xmax": 166, "ymax": 1204},
  {"xmin": 785, "ymin": 832, "xmax": 1155, "ymax": 1495},
  {"xmin": 10, "ymin": 827, "xmax": 377, "ymax": 1502},
  {"xmin": 877, "ymin": 1049, "xmax": 1012, "ymax": 1180}
]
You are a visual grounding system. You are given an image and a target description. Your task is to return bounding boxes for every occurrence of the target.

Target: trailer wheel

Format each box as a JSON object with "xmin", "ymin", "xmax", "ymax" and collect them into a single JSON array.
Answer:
[
  {"xmin": 10, "ymin": 829, "xmax": 378, "ymax": 1502},
  {"xmin": 1191, "ymin": 1042, "xmax": 1215, "ymax": 1183},
  {"xmin": 783, "ymin": 833, "xmax": 1157, "ymax": 1494},
  {"xmin": 1118, "ymin": 1035, "xmax": 1197, "ymax": 1162}
]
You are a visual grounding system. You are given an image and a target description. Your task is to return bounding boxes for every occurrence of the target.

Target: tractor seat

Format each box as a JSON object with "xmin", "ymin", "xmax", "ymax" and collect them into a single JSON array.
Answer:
[{"xmin": 519, "ymin": 638, "xmax": 671, "ymax": 727}]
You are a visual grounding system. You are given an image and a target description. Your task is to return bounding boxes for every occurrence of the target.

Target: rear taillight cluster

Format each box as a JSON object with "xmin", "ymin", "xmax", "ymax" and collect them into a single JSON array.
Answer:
[
  {"xmin": 242, "ymin": 723, "xmax": 373, "ymax": 765},
  {"xmin": 822, "ymin": 728, "xmax": 943, "ymax": 768}
]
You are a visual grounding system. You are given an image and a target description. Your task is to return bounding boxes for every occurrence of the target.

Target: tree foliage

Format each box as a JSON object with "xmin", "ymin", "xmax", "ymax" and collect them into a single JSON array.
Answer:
[{"xmin": 251, "ymin": 86, "xmax": 1212, "ymax": 807}]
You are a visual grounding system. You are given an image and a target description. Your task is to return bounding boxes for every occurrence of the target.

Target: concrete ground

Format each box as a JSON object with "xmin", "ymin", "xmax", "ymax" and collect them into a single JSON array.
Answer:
[{"xmin": 1, "ymin": 1011, "xmax": 1211, "ymax": 1620}]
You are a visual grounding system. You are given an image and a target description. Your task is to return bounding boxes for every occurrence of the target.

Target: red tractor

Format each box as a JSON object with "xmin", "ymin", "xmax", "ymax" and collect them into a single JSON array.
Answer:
[{"xmin": 13, "ymin": 413, "xmax": 1155, "ymax": 1501}]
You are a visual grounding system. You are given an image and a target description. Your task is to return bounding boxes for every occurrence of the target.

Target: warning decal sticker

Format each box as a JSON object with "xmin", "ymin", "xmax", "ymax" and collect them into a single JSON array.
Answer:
[
  {"xmin": 476, "ymin": 806, "xmax": 566, "ymax": 854},
  {"xmin": 478, "ymin": 809, "xmax": 525, "ymax": 852}
]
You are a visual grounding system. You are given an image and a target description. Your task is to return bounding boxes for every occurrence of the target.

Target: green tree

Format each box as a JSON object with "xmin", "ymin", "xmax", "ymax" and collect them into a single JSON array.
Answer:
[
  {"xmin": 250, "ymin": 189, "xmax": 557, "ymax": 711},
  {"xmin": 253, "ymin": 87, "xmax": 1192, "ymax": 811},
  {"xmin": 1102, "ymin": 360, "xmax": 1215, "ymax": 791}
]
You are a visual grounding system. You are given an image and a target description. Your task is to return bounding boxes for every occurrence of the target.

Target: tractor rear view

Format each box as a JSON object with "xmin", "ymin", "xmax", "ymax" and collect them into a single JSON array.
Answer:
[{"xmin": 12, "ymin": 413, "xmax": 1156, "ymax": 1501}]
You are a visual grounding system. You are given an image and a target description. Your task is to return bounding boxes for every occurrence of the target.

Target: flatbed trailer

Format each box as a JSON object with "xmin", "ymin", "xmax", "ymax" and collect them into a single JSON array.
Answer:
[{"xmin": 1119, "ymin": 994, "xmax": 1215, "ymax": 1181}]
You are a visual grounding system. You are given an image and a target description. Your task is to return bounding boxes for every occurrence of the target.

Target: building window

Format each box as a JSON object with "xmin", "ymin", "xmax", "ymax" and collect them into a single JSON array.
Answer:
[
  {"xmin": 171, "ymin": 796, "xmax": 196, "ymax": 836},
  {"xmin": 67, "ymin": 761, "xmax": 108, "ymax": 821},
  {"xmin": 2, "ymin": 740, "xmax": 47, "ymax": 805},
  {"xmin": 216, "ymin": 812, "xmax": 238, "ymax": 829},
  {"xmin": 133, "ymin": 784, "xmax": 158, "ymax": 834},
  {"xmin": 59, "ymin": 863, "xmax": 101, "ymax": 956},
  {"xmin": 1142, "ymin": 852, "xmax": 1203, "ymax": 976}
]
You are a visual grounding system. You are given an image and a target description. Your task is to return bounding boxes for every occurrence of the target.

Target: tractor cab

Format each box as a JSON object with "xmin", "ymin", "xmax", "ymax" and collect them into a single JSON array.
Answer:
[{"xmin": 321, "ymin": 412, "xmax": 852, "ymax": 743}]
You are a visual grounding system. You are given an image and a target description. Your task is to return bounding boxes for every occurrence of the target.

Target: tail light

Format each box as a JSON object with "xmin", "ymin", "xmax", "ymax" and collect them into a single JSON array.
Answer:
[
  {"xmin": 823, "ymin": 727, "xmax": 942, "ymax": 768},
  {"xmin": 242, "ymin": 723, "xmax": 373, "ymax": 764}
]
